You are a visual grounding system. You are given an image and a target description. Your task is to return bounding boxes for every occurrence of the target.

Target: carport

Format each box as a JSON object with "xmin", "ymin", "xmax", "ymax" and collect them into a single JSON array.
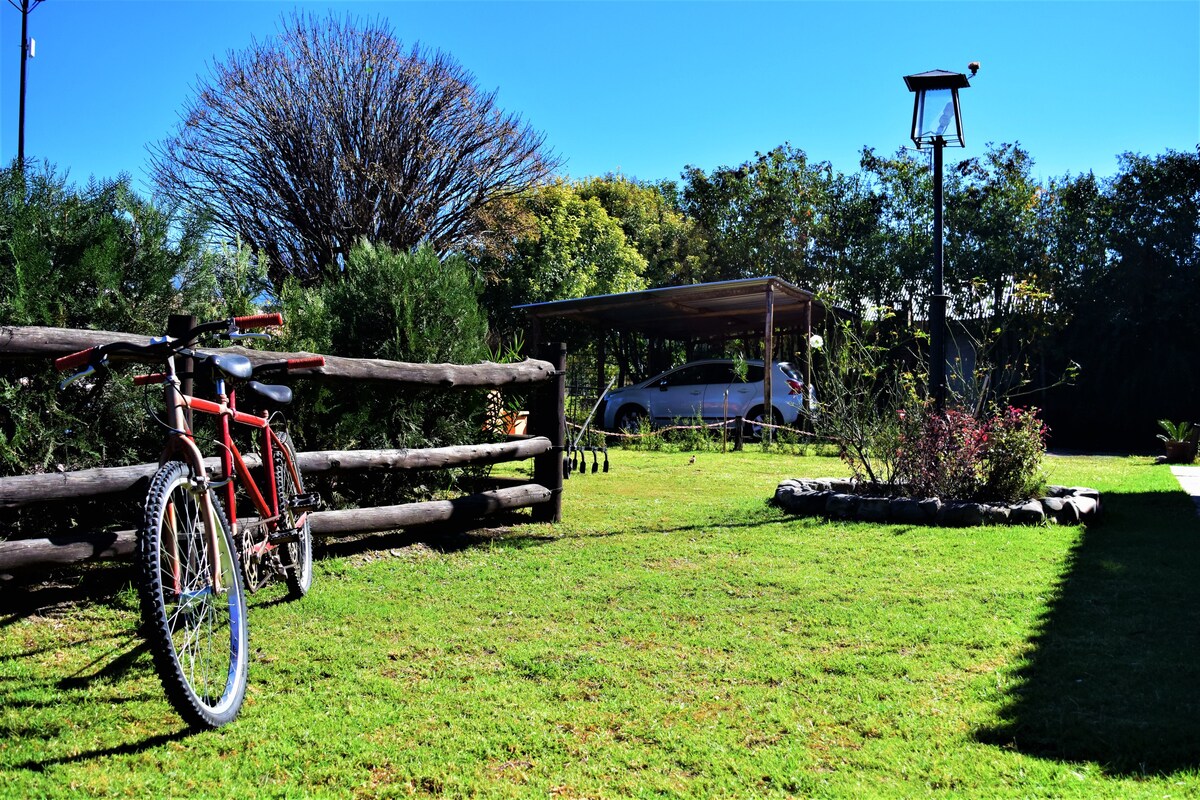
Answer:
[{"xmin": 515, "ymin": 276, "xmax": 832, "ymax": 436}]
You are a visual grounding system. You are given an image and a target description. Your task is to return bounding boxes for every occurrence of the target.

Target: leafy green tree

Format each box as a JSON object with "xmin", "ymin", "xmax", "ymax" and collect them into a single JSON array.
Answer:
[
  {"xmin": 809, "ymin": 167, "xmax": 890, "ymax": 312},
  {"xmin": 575, "ymin": 174, "xmax": 705, "ymax": 288},
  {"xmin": 945, "ymin": 143, "xmax": 1046, "ymax": 324},
  {"xmin": 0, "ymin": 165, "xmax": 212, "ymax": 332},
  {"xmin": 679, "ymin": 144, "xmax": 827, "ymax": 286},
  {"xmin": 1049, "ymin": 148, "xmax": 1200, "ymax": 447},
  {"xmin": 476, "ymin": 181, "xmax": 647, "ymax": 339},
  {"xmin": 275, "ymin": 242, "xmax": 492, "ymax": 506},
  {"xmin": 857, "ymin": 147, "xmax": 935, "ymax": 313},
  {"xmin": 0, "ymin": 164, "xmax": 256, "ymax": 536}
]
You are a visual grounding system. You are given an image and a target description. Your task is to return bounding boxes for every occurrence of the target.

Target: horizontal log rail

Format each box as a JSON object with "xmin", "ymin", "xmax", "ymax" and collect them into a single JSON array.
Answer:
[
  {"xmin": 0, "ymin": 484, "xmax": 552, "ymax": 572},
  {"xmin": 0, "ymin": 438, "xmax": 552, "ymax": 509},
  {"xmin": 0, "ymin": 325, "xmax": 554, "ymax": 387},
  {"xmin": 0, "ymin": 328, "xmax": 569, "ymax": 576}
]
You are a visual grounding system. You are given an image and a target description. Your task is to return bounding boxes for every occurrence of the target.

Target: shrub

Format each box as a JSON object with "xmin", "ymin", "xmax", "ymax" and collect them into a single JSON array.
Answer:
[
  {"xmin": 893, "ymin": 404, "xmax": 1048, "ymax": 503},
  {"xmin": 276, "ymin": 241, "xmax": 492, "ymax": 506},
  {"xmin": 894, "ymin": 405, "xmax": 988, "ymax": 500},
  {"xmin": 809, "ymin": 315, "xmax": 917, "ymax": 487},
  {"xmin": 981, "ymin": 405, "xmax": 1048, "ymax": 502}
]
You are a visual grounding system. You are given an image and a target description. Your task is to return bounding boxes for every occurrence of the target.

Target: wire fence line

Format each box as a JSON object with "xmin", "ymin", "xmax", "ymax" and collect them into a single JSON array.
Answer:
[{"xmin": 565, "ymin": 419, "xmax": 819, "ymax": 441}]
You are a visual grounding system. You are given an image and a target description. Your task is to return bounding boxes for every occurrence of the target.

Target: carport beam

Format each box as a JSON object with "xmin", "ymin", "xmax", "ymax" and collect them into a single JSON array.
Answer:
[{"xmin": 763, "ymin": 282, "xmax": 775, "ymax": 447}]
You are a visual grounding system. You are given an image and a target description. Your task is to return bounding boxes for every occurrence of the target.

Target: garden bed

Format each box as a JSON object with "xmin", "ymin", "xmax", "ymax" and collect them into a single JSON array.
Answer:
[{"xmin": 773, "ymin": 477, "xmax": 1101, "ymax": 526}]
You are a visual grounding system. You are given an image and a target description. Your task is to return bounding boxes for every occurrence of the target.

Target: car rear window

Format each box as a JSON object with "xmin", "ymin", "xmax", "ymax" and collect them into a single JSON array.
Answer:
[{"xmin": 779, "ymin": 363, "xmax": 802, "ymax": 380}]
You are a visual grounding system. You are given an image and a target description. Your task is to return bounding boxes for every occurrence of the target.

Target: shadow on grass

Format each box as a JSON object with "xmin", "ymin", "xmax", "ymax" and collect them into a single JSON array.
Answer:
[
  {"xmin": 0, "ymin": 560, "xmax": 134, "ymax": 627},
  {"xmin": 310, "ymin": 509, "xmax": 562, "ymax": 559},
  {"xmin": 6, "ymin": 730, "xmax": 192, "ymax": 773},
  {"xmin": 976, "ymin": 488, "xmax": 1200, "ymax": 774}
]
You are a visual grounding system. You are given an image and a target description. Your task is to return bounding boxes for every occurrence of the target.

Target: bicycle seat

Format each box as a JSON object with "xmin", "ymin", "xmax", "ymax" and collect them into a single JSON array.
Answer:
[
  {"xmin": 195, "ymin": 351, "xmax": 254, "ymax": 381},
  {"xmin": 245, "ymin": 380, "xmax": 293, "ymax": 406}
]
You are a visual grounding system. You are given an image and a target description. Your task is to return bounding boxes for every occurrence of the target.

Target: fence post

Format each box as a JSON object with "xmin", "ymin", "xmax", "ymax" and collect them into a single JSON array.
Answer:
[
  {"xmin": 733, "ymin": 416, "xmax": 745, "ymax": 451},
  {"xmin": 531, "ymin": 342, "xmax": 566, "ymax": 523}
]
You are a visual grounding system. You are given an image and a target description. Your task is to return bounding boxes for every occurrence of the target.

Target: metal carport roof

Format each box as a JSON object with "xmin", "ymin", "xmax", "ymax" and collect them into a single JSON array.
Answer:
[{"xmin": 514, "ymin": 276, "xmax": 829, "ymax": 340}]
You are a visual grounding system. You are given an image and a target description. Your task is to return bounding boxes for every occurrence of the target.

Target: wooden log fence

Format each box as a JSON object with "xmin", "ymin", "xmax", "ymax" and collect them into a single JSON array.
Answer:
[
  {"xmin": 0, "ymin": 439, "xmax": 552, "ymax": 509},
  {"xmin": 0, "ymin": 485, "xmax": 552, "ymax": 572},
  {"xmin": 0, "ymin": 325, "xmax": 567, "ymax": 572},
  {"xmin": 0, "ymin": 325, "xmax": 555, "ymax": 387}
]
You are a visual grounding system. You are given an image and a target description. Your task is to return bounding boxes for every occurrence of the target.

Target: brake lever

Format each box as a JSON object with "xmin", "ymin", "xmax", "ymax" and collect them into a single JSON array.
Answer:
[
  {"xmin": 228, "ymin": 332, "xmax": 272, "ymax": 341},
  {"xmin": 59, "ymin": 362, "xmax": 99, "ymax": 390}
]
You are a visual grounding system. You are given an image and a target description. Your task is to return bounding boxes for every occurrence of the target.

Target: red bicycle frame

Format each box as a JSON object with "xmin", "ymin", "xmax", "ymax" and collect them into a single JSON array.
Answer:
[{"xmin": 135, "ymin": 363, "xmax": 308, "ymax": 561}]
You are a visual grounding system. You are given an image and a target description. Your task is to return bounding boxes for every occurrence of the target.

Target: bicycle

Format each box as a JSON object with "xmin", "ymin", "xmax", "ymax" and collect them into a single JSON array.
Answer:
[{"xmin": 55, "ymin": 313, "xmax": 323, "ymax": 728}]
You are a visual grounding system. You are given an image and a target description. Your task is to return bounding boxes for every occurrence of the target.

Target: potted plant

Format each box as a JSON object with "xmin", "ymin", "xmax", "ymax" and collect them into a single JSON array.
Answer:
[{"xmin": 1157, "ymin": 419, "xmax": 1198, "ymax": 464}]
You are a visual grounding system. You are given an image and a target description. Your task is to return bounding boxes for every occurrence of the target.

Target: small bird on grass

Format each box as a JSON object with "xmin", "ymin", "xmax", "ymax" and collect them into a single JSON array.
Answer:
[{"xmin": 688, "ymin": 455, "xmax": 696, "ymax": 465}]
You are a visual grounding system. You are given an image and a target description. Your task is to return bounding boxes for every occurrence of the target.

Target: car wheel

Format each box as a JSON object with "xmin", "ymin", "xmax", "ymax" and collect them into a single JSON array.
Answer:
[
  {"xmin": 615, "ymin": 405, "xmax": 647, "ymax": 433},
  {"xmin": 744, "ymin": 406, "xmax": 782, "ymax": 440}
]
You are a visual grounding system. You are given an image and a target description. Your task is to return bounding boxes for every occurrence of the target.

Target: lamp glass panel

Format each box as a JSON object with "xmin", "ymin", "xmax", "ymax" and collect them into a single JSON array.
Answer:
[{"xmin": 914, "ymin": 88, "xmax": 962, "ymax": 145}]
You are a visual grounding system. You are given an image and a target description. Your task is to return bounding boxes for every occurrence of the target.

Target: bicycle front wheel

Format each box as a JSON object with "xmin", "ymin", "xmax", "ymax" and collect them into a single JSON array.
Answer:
[{"xmin": 138, "ymin": 460, "xmax": 249, "ymax": 729}]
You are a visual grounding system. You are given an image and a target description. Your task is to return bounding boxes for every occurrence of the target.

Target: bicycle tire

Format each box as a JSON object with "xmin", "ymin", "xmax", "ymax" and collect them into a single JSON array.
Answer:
[
  {"xmin": 274, "ymin": 430, "xmax": 313, "ymax": 598},
  {"xmin": 137, "ymin": 460, "xmax": 249, "ymax": 729}
]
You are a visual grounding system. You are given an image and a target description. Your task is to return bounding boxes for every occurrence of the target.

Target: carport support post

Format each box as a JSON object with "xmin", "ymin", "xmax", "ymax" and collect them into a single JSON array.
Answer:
[
  {"xmin": 531, "ymin": 342, "xmax": 566, "ymax": 523},
  {"xmin": 762, "ymin": 283, "xmax": 775, "ymax": 448},
  {"xmin": 805, "ymin": 301, "xmax": 813, "ymax": 430},
  {"xmin": 596, "ymin": 332, "xmax": 606, "ymax": 400}
]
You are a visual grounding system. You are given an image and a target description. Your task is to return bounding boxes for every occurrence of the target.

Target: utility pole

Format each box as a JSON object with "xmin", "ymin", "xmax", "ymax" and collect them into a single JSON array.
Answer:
[{"xmin": 9, "ymin": 0, "xmax": 44, "ymax": 171}]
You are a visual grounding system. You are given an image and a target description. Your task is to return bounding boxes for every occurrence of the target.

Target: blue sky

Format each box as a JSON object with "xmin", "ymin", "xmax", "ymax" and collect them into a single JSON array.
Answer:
[{"xmin": 2, "ymin": 1, "xmax": 1197, "ymax": 195}]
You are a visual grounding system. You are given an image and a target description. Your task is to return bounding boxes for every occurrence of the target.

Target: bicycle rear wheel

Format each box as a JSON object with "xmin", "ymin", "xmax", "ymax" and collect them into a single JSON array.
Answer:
[
  {"xmin": 274, "ymin": 430, "xmax": 313, "ymax": 598},
  {"xmin": 137, "ymin": 460, "xmax": 248, "ymax": 729}
]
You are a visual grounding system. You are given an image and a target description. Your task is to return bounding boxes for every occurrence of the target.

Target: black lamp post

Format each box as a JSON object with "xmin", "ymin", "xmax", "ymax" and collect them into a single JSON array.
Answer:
[
  {"xmin": 8, "ymin": 0, "xmax": 45, "ymax": 171},
  {"xmin": 904, "ymin": 66, "xmax": 974, "ymax": 411}
]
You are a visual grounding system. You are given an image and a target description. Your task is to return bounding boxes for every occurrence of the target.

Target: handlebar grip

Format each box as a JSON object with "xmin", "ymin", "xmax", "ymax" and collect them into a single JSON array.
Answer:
[
  {"xmin": 286, "ymin": 357, "xmax": 325, "ymax": 371},
  {"xmin": 54, "ymin": 347, "xmax": 98, "ymax": 372},
  {"xmin": 234, "ymin": 312, "xmax": 283, "ymax": 330}
]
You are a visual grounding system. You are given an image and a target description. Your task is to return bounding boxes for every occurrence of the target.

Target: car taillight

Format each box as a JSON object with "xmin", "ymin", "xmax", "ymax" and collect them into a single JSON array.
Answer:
[{"xmin": 785, "ymin": 379, "xmax": 804, "ymax": 395}]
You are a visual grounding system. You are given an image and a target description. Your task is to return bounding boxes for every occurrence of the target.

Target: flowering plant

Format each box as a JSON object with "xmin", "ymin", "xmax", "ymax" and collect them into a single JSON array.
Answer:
[
  {"xmin": 980, "ymin": 405, "xmax": 1049, "ymax": 502},
  {"xmin": 892, "ymin": 403, "xmax": 1047, "ymax": 502}
]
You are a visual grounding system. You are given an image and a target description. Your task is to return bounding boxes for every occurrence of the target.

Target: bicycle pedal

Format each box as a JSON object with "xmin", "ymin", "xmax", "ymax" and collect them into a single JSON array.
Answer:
[
  {"xmin": 267, "ymin": 529, "xmax": 301, "ymax": 545},
  {"xmin": 289, "ymin": 492, "xmax": 323, "ymax": 511}
]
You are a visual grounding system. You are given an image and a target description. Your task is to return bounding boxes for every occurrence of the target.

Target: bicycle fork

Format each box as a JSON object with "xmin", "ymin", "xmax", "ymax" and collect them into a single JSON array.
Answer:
[{"xmin": 162, "ymin": 376, "xmax": 226, "ymax": 594}]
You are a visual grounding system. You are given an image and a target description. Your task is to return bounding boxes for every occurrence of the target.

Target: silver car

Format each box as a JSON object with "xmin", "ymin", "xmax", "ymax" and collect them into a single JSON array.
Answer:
[{"xmin": 600, "ymin": 359, "xmax": 812, "ymax": 435}]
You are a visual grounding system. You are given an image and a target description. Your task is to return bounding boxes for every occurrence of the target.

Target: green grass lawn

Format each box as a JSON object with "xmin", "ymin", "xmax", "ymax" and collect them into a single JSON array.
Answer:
[{"xmin": 1, "ymin": 451, "xmax": 1197, "ymax": 798}]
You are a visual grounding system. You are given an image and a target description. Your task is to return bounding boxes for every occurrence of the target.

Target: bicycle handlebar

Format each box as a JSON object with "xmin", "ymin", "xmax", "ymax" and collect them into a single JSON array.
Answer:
[
  {"xmin": 54, "ymin": 347, "xmax": 99, "ymax": 372},
  {"xmin": 57, "ymin": 314, "xmax": 291, "ymax": 388},
  {"xmin": 251, "ymin": 356, "xmax": 326, "ymax": 377},
  {"xmin": 54, "ymin": 314, "xmax": 288, "ymax": 376},
  {"xmin": 234, "ymin": 313, "xmax": 283, "ymax": 330}
]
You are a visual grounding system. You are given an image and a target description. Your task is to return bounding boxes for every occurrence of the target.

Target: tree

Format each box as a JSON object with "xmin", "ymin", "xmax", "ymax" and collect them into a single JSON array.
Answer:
[
  {"xmin": 679, "ymin": 144, "xmax": 827, "ymax": 287},
  {"xmin": 0, "ymin": 162, "xmax": 259, "ymax": 489},
  {"xmin": 857, "ymin": 147, "xmax": 935, "ymax": 313},
  {"xmin": 0, "ymin": 163, "xmax": 213, "ymax": 332},
  {"xmin": 152, "ymin": 12, "xmax": 558, "ymax": 288},
  {"xmin": 1048, "ymin": 148, "xmax": 1200, "ymax": 447},
  {"xmin": 475, "ymin": 180, "xmax": 647, "ymax": 339},
  {"xmin": 809, "ymin": 167, "xmax": 890, "ymax": 313},
  {"xmin": 575, "ymin": 175, "xmax": 704, "ymax": 288}
]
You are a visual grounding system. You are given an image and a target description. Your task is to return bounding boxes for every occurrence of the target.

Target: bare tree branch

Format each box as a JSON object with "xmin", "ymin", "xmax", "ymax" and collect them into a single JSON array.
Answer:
[{"xmin": 152, "ymin": 12, "xmax": 559, "ymax": 287}]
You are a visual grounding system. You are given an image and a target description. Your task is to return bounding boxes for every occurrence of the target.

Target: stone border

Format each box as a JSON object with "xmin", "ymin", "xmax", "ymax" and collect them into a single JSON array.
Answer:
[{"xmin": 772, "ymin": 478, "xmax": 1101, "ymax": 527}]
